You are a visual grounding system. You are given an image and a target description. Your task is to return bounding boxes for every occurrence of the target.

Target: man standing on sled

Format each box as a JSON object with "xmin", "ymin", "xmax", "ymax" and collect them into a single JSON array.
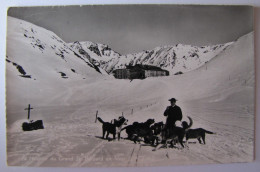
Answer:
[{"xmin": 162, "ymin": 98, "xmax": 183, "ymax": 141}]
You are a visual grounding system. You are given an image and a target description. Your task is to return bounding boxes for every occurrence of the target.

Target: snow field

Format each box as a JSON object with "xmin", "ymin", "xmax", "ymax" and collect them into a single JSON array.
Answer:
[{"xmin": 6, "ymin": 16, "xmax": 254, "ymax": 167}]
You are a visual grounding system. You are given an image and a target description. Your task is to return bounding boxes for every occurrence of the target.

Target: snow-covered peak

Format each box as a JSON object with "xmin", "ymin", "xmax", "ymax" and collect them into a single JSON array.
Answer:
[
  {"xmin": 6, "ymin": 16, "xmax": 106, "ymax": 81},
  {"xmin": 69, "ymin": 34, "xmax": 234, "ymax": 75},
  {"xmin": 69, "ymin": 41, "xmax": 121, "ymax": 73},
  {"xmin": 104, "ymin": 42, "xmax": 234, "ymax": 74}
]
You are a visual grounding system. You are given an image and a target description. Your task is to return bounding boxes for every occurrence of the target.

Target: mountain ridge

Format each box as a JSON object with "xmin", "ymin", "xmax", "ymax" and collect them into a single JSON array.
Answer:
[{"xmin": 70, "ymin": 39, "xmax": 234, "ymax": 75}]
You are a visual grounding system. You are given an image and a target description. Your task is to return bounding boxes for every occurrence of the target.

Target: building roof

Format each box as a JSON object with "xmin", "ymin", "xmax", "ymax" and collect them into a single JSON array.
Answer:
[{"xmin": 126, "ymin": 64, "xmax": 167, "ymax": 71}]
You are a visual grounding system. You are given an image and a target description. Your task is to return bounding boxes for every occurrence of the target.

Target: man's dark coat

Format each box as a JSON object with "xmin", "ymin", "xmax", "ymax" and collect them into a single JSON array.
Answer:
[{"xmin": 164, "ymin": 105, "xmax": 182, "ymax": 127}]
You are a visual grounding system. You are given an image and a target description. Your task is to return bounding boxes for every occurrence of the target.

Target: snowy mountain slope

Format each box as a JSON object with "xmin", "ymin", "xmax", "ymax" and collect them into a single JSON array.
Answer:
[
  {"xmin": 165, "ymin": 31, "xmax": 255, "ymax": 102},
  {"xmin": 6, "ymin": 16, "xmax": 106, "ymax": 82},
  {"xmin": 70, "ymin": 40, "xmax": 233, "ymax": 75}
]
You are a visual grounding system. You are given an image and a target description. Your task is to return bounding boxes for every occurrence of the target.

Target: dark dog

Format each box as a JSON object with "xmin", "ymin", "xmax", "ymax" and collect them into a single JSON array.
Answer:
[
  {"xmin": 97, "ymin": 116, "xmax": 128, "ymax": 140},
  {"xmin": 186, "ymin": 128, "xmax": 215, "ymax": 144},
  {"xmin": 143, "ymin": 121, "xmax": 164, "ymax": 145},
  {"xmin": 132, "ymin": 119, "xmax": 155, "ymax": 129},
  {"xmin": 121, "ymin": 118, "xmax": 155, "ymax": 143},
  {"xmin": 151, "ymin": 121, "xmax": 164, "ymax": 135},
  {"xmin": 153, "ymin": 117, "xmax": 193, "ymax": 151}
]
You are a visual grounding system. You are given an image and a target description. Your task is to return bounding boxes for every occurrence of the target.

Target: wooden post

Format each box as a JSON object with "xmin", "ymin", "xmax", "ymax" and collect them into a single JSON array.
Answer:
[
  {"xmin": 131, "ymin": 109, "xmax": 133, "ymax": 115},
  {"xmin": 24, "ymin": 104, "xmax": 33, "ymax": 120},
  {"xmin": 95, "ymin": 110, "xmax": 98, "ymax": 123},
  {"xmin": 122, "ymin": 112, "xmax": 124, "ymax": 116}
]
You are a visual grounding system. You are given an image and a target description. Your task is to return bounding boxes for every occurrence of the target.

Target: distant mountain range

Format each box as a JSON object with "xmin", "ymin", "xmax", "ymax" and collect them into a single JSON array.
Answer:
[
  {"xmin": 69, "ymin": 40, "xmax": 233, "ymax": 75},
  {"xmin": 6, "ymin": 16, "xmax": 234, "ymax": 81}
]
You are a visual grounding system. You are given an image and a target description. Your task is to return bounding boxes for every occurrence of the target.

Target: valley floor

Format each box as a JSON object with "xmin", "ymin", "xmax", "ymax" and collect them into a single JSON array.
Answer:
[{"xmin": 6, "ymin": 77, "xmax": 254, "ymax": 167}]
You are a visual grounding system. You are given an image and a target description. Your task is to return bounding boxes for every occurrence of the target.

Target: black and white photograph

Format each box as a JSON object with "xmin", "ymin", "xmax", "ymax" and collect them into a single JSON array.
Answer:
[{"xmin": 5, "ymin": 4, "xmax": 255, "ymax": 167}]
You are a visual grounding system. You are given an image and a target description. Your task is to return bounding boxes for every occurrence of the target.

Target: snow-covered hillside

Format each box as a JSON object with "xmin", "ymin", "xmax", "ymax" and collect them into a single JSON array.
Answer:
[
  {"xmin": 6, "ymin": 16, "xmax": 254, "ymax": 167},
  {"xmin": 6, "ymin": 16, "xmax": 106, "ymax": 82},
  {"xmin": 70, "ymin": 40, "xmax": 233, "ymax": 75}
]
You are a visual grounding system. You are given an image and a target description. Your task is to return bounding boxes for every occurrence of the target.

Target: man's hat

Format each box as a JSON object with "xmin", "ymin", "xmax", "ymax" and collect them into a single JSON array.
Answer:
[{"xmin": 168, "ymin": 98, "xmax": 177, "ymax": 102}]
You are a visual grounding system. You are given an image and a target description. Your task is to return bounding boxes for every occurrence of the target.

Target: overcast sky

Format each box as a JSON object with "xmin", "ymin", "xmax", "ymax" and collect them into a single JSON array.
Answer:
[{"xmin": 8, "ymin": 5, "xmax": 253, "ymax": 55}]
